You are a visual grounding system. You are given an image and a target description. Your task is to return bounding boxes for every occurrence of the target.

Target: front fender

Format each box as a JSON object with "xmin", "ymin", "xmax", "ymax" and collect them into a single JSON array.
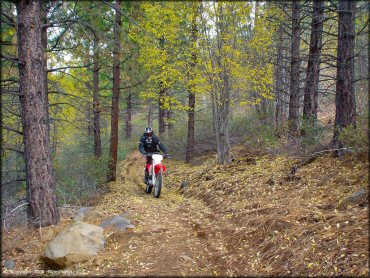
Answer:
[{"xmin": 154, "ymin": 163, "xmax": 166, "ymax": 175}]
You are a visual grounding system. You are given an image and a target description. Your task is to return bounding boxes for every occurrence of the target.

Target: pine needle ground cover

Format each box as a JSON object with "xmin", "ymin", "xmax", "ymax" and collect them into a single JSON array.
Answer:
[{"xmin": 2, "ymin": 147, "xmax": 368, "ymax": 276}]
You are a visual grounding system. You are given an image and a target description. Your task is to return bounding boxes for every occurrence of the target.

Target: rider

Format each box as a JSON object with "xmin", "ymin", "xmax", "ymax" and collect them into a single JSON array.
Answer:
[{"xmin": 138, "ymin": 127, "xmax": 170, "ymax": 183}]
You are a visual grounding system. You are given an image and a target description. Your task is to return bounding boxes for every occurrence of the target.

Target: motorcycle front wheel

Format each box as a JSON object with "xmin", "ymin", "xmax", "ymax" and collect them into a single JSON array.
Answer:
[
  {"xmin": 154, "ymin": 172, "xmax": 163, "ymax": 198},
  {"xmin": 146, "ymin": 183, "xmax": 153, "ymax": 194}
]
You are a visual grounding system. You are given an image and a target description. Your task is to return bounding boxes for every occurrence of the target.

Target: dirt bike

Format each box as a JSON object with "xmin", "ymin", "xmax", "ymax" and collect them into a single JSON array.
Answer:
[{"xmin": 144, "ymin": 152, "xmax": 170, "ymax": 198}]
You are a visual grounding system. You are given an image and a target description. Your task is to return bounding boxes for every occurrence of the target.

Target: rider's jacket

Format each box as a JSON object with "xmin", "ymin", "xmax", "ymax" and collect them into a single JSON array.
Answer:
[{"xmin": 138, "ymin": 133, "xmax": 168, "ymax": 155}]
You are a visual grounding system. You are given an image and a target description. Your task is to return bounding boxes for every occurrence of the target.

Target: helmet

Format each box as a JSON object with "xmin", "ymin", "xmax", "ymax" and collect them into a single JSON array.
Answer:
[{"xmin": 145, "ymin": 127, "xmax": 153, "ymax": 137}]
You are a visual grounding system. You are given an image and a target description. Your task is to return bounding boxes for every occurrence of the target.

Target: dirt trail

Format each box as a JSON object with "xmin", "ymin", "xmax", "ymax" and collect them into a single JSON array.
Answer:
[
  {"xmin": 74, "ymin": 151, "xmax": 235, "ymax": 276},
  {"xmin": 2, "ymin": 149, "xmax": 368, "ymax": 276}
]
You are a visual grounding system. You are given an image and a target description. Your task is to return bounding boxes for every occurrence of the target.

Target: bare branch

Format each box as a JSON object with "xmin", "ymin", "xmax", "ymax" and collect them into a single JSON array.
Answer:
[
  {"xmin": 2, "ymin": 146, "xmax": 24, "ymax": 155},
  {"xmin": 1, "ymin": 54, "xmax": 20, "ymax": 64},
  {"xmin": 47, "ymin": 64, "xmax": 91, "ymax": 73},
  {"xmin": 3, "ymin": 126, "xmax": 23, "ymax": 135},
  {"xmin": 1, "ymin": 202, "xmax": 29, "ymax": 221}
]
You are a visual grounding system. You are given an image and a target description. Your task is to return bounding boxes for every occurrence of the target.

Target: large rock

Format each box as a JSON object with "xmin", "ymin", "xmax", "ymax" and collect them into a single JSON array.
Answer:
[
  {"xmin": 43, "ymin": 221, "xmax": 104, "ymax": 269},
  {"xmin": 337, "ymin": 187, "xmax": 368, "ymax": 210}
]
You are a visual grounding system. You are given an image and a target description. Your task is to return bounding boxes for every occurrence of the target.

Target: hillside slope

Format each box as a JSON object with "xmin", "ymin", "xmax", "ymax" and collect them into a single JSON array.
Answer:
[{"xmin": 2, "ymin": 147, "xmax": 368, "ymax": 276}]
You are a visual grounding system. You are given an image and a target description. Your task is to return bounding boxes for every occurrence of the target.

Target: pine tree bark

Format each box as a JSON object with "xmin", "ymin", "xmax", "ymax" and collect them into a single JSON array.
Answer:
[
  {"xmin": 302, "ymin": 0, "xmax": 324, "ymax": 135},
  {"xmin": 125, "ymin": 92, "xmax": 132, "ymax": 139},
  {"xmin": 185, "ymin": 91, "xmax": 195, "ymax": 163},
  {"xmin": 107, "ymin": 0, "xmax": 122, "ymax": 182},
  {"xmin": 16, "ymin": 0, "xmax": 59, "ymax": 227},
  {"xmin": 93, "ymin": 36, "xmax": 102, "ymax": 157},
  {"xmin": 158, "ymin": 81, "xmax": 167, "ymax": 135},
  {"xmin": 41, "ymin": 5, "xmax": 50, "ymax": 137},
  {"xmin": 185, "ymin": 19, "xmax": 197, "ymax": 163},
  {"xmin": 158, "ymin": 35, "xmax": 168, "ymax": 136},
  {"xmin": 166, "ymin": 108, "xmax": 173, "ymax": 134},
  {"xmin": 86, "ymin": 40, "xmax": 93, "ymax": 138},
  {"xmin": 332, "ymin": 0, "xmax": 356, "ymax": 155},
  {"xmin": 288, "ymin": 0, "xmax": 301, "ymax": 137},
  {"xmin": 274, "ymin": 22, "xmax": 284, "ymax": 128}
]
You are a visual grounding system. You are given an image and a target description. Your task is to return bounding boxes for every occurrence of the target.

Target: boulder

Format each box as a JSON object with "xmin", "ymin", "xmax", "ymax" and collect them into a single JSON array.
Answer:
[
  {"xmin": 43, "ymin": 221, "xmax": 104, "ymax": 269},
  {"xmin": 337, "ymin": 187, "xmax": 368, "ymax": 210},
  {"xmin": 99, "ymin": 215, "xmax": 135, "ymax": 231}
]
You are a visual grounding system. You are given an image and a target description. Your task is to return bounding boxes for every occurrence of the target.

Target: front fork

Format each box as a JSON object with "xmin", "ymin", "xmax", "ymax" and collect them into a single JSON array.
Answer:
[{"xmin": 148, "ymin": 162, "xmax": 156, "ymax": 186}]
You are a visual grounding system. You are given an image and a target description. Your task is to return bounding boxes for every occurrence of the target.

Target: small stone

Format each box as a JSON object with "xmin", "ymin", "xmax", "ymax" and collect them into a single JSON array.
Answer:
[
  {"xmin": 267, "ymin": 177, "xmax": 275, "ymax": 186},
  {"xmin": 93, "ymin": 257, "xmax": 104, "ymax": 266},
  {"xmin": 14, "ymin": 247, "xmax": 25, "ymax": 253},
  {"xmin": 179, "ymin": 255, "xmax": 192, "ymax": 262},
  {"xmin": 100, "ymin": 215, "xmax": 134, "ymax": 231},
  {"xmin": 4, "ymin": 259, "xmax": 16, "ymax": 269},
  {"xmin": 73, "ymin": 207, "xmax": 91, "ymax": 221},
  {"xmin": 150, "ymin": 226, "xmax": 167, "ymax": 233},
  {"xmin": 196, "ymin": 230, "xmax": 207, "ymax": 239},
  {"xmin": 179, "ymin": 180, "xmax": 190, "ymax": 193},
  {"xmin": 265, "ymin": 265, "xmax": 273, "ymax": 272}
]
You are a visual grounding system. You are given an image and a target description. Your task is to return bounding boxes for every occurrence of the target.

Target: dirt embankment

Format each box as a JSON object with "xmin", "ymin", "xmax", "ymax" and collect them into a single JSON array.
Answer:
[
  {"xmin": 2, "ymin": 148, "xmax": 368, "ymax": 276},
  {"xmin": 167, "ymin": 147, "xmax": 369, "ymax": 276}
]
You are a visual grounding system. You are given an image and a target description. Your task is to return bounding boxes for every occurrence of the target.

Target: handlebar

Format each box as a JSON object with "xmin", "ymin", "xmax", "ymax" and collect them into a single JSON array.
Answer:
[{"xmin": 143, "ymin": 152, "xmax": 171, "ymax": 159}]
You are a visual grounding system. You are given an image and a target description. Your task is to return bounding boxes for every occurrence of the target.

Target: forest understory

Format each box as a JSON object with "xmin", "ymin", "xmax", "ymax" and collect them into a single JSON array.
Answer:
[
  {"xmin": 2, "ymin": 146, "xmax": 368, "ymax": 277},
  {"xmin": 2, "ymin": 0, "xmax": 369, "ymax": 276}
]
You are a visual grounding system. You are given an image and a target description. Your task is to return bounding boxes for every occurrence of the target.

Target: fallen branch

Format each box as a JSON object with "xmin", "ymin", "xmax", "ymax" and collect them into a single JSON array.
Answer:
[
  {"xmin": 290, "ymin": 147, "xmax": 357, "ymax": 176},
  {"xmin": 1, "ymin": 202, "xmax": 28, "ymax": 221}
]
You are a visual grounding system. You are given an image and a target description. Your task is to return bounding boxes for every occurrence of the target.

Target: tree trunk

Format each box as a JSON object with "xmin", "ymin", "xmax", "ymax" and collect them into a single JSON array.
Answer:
[
  {"xmin": 332, "ymin": 0, "xmax": 356, "ymax": 155},
  {"xmin": 218, "ymin": 71, "xmax": 231, "ymax": 165},
  {"xmin": 213, "ymin": 76, "xmax": 231, "ymax": 165},
  {"xmin": 158, "ymin": 81, "xmax": 167, "ymax": 136},
  {"xmin": 288, "ymin": 0, "xmax": 301, "ymax": 137},
  {"xmin": 214, "ymin": 4, "xmax": 231, "ymax": 164},
  {"xmin": 93, "ymin": 36, "xmax": 102, "ymax": 157},
  {"xmin": 16, "ymin": 0, "xmax": 59, "ymax": 227},
  {"xmin": 166, "ymin": 108, "xmax": 173, "ymax": 134},
  {"xmin": 185, "ymin": 91, "xmax": 195, "ymax": 163},
  {"xmin": 41, "ymin": 5, "xmax": 50, "ymax": 137},
  {"xmin": 302, "ymin": 0, "xmax": 324, "ymax": 136},
  {"xmin": 85, "ymin": 40, "xmax": 93, "ymax": 138},
  {"xmin": 107, "ymin": 0, "xmax": 122, "ymax": 182},
  {"xmin": 125, "ymin": 92, "xmax": 132, "ymax": 139},
  {"xmin": 274, "ymin": 22, "xmax": 284, "ymax": 128},
  {"xmin": 185, "ymin": 15, "xmax": 196, "ymax": 158},
  {"xmin": 148, "ymin": 103, "xmax": 153, "ymax": 127}
]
